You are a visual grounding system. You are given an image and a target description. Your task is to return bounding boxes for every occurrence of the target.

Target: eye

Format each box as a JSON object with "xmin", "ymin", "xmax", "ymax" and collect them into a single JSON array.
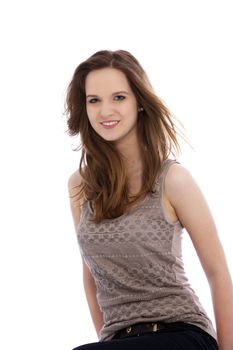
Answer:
[
  {"xmin": 114, "ymin": 95, "xmax": 125, "ymax": 101},
  {"xmin": 88, "ymin": 98, "xmax": 99, "ymax": 104}
]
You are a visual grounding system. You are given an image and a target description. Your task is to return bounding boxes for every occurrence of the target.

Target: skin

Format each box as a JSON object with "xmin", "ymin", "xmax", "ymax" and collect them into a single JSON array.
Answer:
[
  {"xmin": 85, "ymin": 68, "xmax": 143, "ymax": 187},
  {"xmin": 69, "ymin": 68, "xmax": 233, "ymax": 349}
]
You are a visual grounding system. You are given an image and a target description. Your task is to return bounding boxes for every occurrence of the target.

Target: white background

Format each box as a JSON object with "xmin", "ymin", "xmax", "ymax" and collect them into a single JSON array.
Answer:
[{"xmin": 0, "ymin": 1, "xmax": 232, "ymax": 349}]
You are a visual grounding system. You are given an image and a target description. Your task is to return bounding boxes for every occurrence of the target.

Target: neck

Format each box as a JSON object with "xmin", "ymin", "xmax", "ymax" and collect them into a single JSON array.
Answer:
[
  {"xmin": 117, "ymin": 145, "xmax": 143, "ymax": 175},
  {"xmin": 114, "ymin": 131, "xmax": 143, "ymax": 170}
]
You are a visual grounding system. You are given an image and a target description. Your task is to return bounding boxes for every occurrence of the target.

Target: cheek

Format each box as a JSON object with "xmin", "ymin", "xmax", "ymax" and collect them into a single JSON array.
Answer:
[
  {"xmin": 121, "ymin": 102, "xmax": 137, "ymax": 116},
  {"xmin": 86, "ymin": 106, "xmax": 97, "ymax": 122}
]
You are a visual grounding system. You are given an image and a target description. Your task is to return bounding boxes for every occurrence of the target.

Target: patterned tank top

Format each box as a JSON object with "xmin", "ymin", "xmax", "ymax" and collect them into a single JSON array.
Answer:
[{"xmin": 75, "ymin": 159, "xmax": 216, "ymax": 341}]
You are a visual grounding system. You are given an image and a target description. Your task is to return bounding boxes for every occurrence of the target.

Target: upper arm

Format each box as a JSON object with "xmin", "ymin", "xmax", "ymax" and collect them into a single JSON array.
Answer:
[
  {"xmin": 165, "ymin": 164, "xmax": 227, "ymax": 280},
  {"xmin": 68, "ymin": 171, "xmax": 92, "ymax": 275},
  {"xmin": 68, "ymin": 170, "xmax": 83, "ymax": 227}
]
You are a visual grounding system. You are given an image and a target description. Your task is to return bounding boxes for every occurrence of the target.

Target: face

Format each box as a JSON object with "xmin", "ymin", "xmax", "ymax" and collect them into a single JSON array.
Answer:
[{"xmin": 85, "ymin": 67, "xmax": 138, "ymax": 146}]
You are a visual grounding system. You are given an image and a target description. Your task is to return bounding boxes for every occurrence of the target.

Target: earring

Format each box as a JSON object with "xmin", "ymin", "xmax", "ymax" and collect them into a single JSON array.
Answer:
[{"xmin": 138, "ymin": 107, "xmax": 144, "ymax": 112}]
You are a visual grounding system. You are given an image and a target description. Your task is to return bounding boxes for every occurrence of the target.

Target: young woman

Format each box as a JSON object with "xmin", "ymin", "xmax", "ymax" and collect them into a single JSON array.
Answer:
[{"xmin": 66, "ymin": 50, "xmax": 233, "ymax": 350}]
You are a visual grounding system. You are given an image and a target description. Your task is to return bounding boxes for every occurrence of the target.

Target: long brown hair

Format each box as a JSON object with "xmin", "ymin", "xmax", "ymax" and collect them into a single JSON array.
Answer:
[{"xmin": 65, "ymin": 50, "xmax": 181, "ymax": 223}]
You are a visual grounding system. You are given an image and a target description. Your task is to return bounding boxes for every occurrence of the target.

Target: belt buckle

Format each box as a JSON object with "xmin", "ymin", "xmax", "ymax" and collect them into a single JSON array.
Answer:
[
  {"xmin": 152, "ymin": 323, "xmax": 158, "ymax": 332},
  {"xmin": 126, "ymin": 326, "xmax": 132, "ymax": 334}
]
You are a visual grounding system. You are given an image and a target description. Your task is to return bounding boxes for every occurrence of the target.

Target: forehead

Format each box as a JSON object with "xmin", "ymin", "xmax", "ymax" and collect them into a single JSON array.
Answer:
[{"xmin": 85, "ymin": 68, "xmax": 130, "ymax": 94}]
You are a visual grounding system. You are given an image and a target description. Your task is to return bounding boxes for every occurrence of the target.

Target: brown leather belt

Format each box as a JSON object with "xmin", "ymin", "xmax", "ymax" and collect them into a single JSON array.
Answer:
[{"xmin": 113, "ymin": 321, "xmax": 185, "ymax": 339}]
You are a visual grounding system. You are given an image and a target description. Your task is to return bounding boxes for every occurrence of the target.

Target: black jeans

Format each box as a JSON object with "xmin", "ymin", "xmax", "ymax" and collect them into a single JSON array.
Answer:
[{"xmin": 72, "ymin": 323, "xmax": 218, "ymax": 349}]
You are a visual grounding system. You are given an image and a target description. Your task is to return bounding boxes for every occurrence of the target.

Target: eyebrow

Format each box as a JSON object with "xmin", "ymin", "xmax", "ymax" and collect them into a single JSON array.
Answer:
[{"xmin": 86, "ymin": 91, "xmax": 130, "ymax": 98}]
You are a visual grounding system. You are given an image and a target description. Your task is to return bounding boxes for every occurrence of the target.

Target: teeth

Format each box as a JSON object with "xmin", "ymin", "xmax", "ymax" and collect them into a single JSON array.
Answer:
[{"xmin": 102, "ymin": 121, "xmax": 119, "ymax": 126}]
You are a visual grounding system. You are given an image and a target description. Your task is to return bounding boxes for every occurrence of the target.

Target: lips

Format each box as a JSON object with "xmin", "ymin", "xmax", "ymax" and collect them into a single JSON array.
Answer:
[{"xmin": 100, "ymin": 120, "xmax": 120, "ymax": 129}]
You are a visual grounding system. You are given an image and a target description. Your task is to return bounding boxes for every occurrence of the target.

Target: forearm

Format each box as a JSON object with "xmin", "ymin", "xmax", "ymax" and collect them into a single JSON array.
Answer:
[{"xmin": 209, "ymin": 269, "xmax": 233, "ymax": 350}]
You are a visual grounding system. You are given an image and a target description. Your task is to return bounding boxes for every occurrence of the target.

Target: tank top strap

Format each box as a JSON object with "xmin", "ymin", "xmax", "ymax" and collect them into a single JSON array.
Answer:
[{"xmin": 154, "ymin": 158, "xmax": 180, "ymax": 193}]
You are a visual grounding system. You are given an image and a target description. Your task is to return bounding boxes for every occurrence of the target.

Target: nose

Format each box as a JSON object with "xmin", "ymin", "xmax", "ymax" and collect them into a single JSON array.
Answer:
[{"xmin": 100, "ymin": 101, "xmax": 114, "ymax": 119}]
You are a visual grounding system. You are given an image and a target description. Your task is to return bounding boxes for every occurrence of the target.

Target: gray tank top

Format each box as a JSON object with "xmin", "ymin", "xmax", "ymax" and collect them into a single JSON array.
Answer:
[{"xmin": 76, "ymin": 159, "xmax": 216, "ymax": 341}]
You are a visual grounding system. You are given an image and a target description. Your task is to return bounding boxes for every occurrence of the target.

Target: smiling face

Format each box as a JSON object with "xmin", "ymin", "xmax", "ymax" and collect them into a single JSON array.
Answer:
[{"xmin": 85, "ymin": 67, "xmax": 139, "ymax": 147}]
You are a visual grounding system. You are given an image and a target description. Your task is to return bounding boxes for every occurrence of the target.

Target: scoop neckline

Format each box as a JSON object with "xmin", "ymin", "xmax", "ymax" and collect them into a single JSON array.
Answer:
[{"xmin": 86, "ymin": 159, "xmax": 173, "ymax": 222}]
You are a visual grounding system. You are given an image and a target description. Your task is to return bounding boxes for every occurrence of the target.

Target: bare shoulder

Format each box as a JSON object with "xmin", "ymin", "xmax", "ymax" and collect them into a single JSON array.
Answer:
[
  {"xmin": 164, "ymin": 162, "xmax": 212, "ymax": 229},
  {"xmin": 68, "ymin": 170, "xmax": 84, "ymax": 226},
  {"xmin": 68, "ymin": 169, "xmax": 83, "ymax": 191},
  {"xmin": 161, "ymin": 163, "xmax": 195, "ymax": 223},
  {"xmin": 68, "ymin": 169, "xmax": 85, "ymax": 205},
  {"xmin": 164, "ymin": 162, "xmax": 206, "ymax": 222},
  {"xmin": 165, "ymin": 163, "xmax": 199, "ymax": 196},
  {"xmin": 167, "ymin": 162, "xmax": 194, "ymax": 182}
]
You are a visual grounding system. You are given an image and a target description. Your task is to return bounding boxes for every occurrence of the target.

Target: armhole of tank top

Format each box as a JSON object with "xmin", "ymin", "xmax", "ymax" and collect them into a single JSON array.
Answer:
[{"xmin": 159, "ymin": 159, "xmax": 180, "ymax": 225}]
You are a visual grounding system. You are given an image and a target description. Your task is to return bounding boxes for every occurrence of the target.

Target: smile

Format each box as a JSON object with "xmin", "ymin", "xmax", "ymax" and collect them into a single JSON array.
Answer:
[{"xmin": 100, "ymin": 121, "xmax": 120, "ymax": 129}]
